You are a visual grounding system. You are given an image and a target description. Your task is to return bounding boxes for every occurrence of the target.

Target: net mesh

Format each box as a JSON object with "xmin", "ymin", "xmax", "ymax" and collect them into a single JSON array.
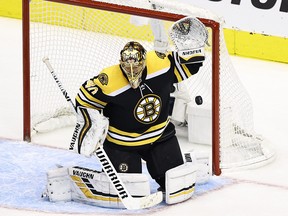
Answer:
[{"xmin": 27, "ymin": 0, "xmax": 275, "ymax": 171}]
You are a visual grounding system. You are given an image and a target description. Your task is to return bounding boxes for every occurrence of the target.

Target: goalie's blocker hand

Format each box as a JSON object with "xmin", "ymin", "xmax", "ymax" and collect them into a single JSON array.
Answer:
[
  {"xmin": 169, "ymin": 16, "xmax": 208, "ymax": 64},
  {"xmin": 69, "ymin": 107, "xmax": 109, "ymax": 157}
]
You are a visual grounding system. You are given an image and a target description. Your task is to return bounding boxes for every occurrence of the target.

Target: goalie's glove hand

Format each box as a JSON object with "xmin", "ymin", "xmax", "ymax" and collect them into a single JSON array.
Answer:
[
  {"xmin": 69, "ymin": 107, "xmax": 109, "ymax": 157},
  {"xmin": 169, "ymin": 16, "xmax": 208, "ymax": 64},
  {"xmin": 177, "ymin": 48, "xmax": 205, "ymax": 64}
]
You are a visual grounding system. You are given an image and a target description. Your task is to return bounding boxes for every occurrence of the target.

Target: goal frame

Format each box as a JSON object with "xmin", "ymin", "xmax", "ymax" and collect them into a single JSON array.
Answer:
[{"xmin": 22, "ymin": 0, "xmax": 221, "ymax": 175}]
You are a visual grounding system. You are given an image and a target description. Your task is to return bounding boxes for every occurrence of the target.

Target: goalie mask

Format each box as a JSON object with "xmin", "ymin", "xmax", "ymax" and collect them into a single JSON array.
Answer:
[{"xmin": 120, "ymin": 41, "xmax": 146, "ymax": 89}]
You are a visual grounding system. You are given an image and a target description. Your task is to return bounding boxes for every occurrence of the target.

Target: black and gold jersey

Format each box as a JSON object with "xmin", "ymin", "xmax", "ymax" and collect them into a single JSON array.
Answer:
[{"xmin": 76, "ymin": 51, "xmax": 201, "ymax": 147}]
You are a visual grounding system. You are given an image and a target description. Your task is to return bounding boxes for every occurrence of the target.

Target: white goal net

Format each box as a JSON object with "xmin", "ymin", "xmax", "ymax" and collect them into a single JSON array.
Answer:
[{"xmin": 23, "ymin": 0, "xmax": 276, "ymax": 174}]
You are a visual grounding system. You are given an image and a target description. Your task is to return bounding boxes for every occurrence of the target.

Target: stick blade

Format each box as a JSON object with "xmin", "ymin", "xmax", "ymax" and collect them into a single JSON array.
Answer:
[{"xmin": 123, "ymin": 191, "xmax": 163, "ymax": 210}]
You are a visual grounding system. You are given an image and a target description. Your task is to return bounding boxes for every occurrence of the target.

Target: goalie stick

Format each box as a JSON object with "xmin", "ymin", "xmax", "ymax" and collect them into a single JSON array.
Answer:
[{"xmin": 42, "ymin": 57, "xmax": 163, "ymax": 210}]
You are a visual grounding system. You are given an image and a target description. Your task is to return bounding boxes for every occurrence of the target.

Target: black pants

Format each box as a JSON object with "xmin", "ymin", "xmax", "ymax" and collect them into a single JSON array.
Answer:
[{"xmin": 103, "ymin": 134, "xmax": 184, "ymax": 190}]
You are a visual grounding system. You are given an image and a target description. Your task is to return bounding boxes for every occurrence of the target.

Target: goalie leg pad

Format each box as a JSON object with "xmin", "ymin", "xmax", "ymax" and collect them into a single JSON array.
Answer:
[
  {"xmin": 184, "ymin": 150, "xmax": 211, "ymax": 184},
  {"xmin": 68, "ymin": 166, "xmax": 151, "ymax": 209},
  {"xmin": 43, "ymin": 166, "xmax": 151, "ymax": 208},
  {"xmin": 165, "ymin": 163, "xmax": 197, "ymax": 205},
  {"xmin": 42, "ymin": 167, "xmax": 72, "ymax": 202}
]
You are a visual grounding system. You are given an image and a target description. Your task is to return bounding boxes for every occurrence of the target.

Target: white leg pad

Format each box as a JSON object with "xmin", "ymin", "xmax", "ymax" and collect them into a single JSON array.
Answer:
[
  {"xmin": 43, "ymin": 166, "xmax": 151, "ymax": 208},
  {"xmin": 165, "ymin": 163, "xmax": 197, "ymax": 205},
  {"xmin": 69, "ymin": 166, "xmax": 150, "ymax": 209},
  {"xmin": 43, "ymin": 167, "xmax": 72, "ymax": 202},
  {"xmin": 184, "ymin": 150, "xmax": 212, "ymax": 184}
]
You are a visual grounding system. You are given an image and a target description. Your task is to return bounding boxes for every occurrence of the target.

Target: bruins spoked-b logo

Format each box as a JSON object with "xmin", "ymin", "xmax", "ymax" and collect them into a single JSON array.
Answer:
[
  {"xmin": 119, "ymin": 163, "xmax": 129, "ymax": 172},
  {"xmin": 134, "ymin": 94, "xmax": 161, "ymax": 124},
  {"xmin": 98, "ymin": 73, "xmax": 108, "ymax": 86}
]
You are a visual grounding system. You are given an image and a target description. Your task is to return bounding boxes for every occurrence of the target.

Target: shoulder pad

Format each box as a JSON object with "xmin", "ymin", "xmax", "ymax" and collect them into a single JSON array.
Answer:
[{"xmin": 94, "ymin": 65, "xmax": 130, "ymax": 96}]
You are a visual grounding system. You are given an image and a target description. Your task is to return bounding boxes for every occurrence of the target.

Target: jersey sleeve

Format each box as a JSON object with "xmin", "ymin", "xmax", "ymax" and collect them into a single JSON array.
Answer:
[
  {"xmin": 171, "ymin": 51, "xmax": 203, "ymax": 83},
  {"xmin": 75, "ymin": 76, "xmax": 108, "ymax": 111}
]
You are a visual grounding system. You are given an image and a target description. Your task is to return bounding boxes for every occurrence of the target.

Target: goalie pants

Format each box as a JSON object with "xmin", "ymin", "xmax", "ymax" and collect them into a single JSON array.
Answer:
[{"xmin": 103, "ymin": 123, "xmax": 184, "ymax": 190}]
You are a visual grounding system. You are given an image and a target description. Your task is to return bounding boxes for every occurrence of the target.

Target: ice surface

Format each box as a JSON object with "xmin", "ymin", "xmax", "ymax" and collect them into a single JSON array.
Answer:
[{"xmin": 0, "ymin": 139, "xmax": 232, "ymax": 214}]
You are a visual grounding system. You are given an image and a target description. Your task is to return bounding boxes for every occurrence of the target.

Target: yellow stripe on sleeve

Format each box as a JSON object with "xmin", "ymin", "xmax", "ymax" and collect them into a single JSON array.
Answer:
[{"xmin": 80, "ymin": 86, "xmax": 107, "ymax": 106}]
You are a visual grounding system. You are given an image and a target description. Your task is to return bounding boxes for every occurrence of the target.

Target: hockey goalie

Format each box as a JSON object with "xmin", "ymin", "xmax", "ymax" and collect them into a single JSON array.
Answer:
[{"xmin": 43, "ymin": 16, "xmax": 211, "ymax": 209}]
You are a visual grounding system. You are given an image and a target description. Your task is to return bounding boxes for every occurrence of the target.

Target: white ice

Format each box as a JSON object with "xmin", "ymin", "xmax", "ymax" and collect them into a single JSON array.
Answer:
[{"xmin": 1, "ymin": 17, "xmax": 288, "ymax": 216}]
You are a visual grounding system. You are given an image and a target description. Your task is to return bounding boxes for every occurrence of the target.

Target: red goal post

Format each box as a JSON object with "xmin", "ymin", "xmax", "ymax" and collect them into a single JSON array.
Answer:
[{"xmin": 22, "ymin": 0, "xmax": 274, "ymax": 176}]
